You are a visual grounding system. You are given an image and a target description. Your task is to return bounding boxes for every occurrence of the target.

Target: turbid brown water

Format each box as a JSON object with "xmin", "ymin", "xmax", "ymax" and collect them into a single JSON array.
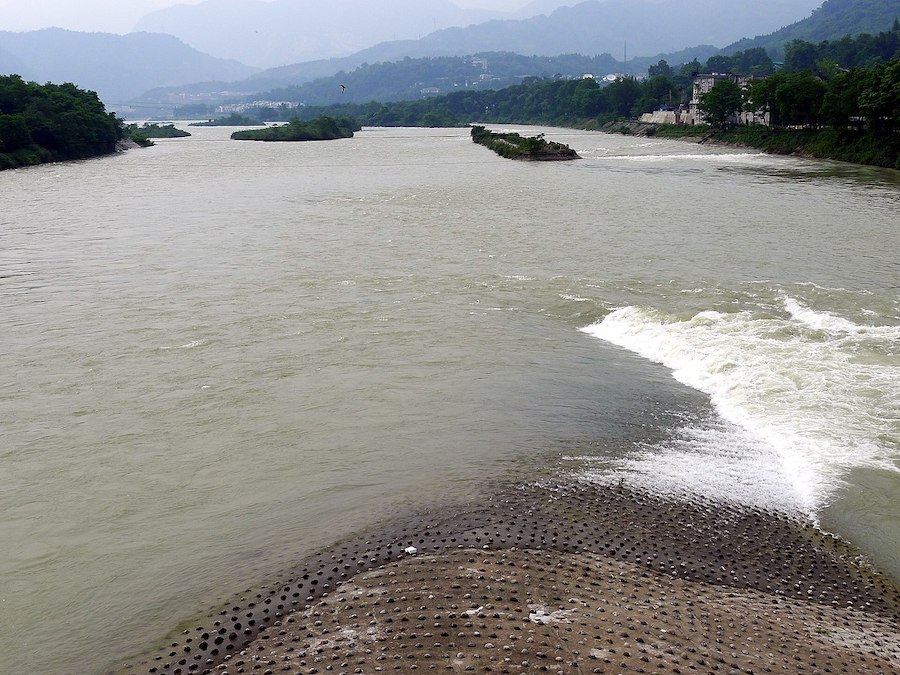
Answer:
[{"xmin": 1, "ymin": 126, "xmax": 897, "ymax": 674}]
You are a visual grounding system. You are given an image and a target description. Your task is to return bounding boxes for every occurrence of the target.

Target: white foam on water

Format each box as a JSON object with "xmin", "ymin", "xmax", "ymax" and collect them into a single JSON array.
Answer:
[
  {"xmin": 159, "ymin": 340, "xmax": 204, "ymax": 350},
  {"xmin": 580, "ymin": 299, "xmax": 900, "ymax": 516},
  {"xmin": 576, "ymin": 418, "xmax": 802, "ymax": 515},
  {"xmin": 597, "ymin": 152, "xmax": 766, "ymax": 163},
  {"xmin": 559, "ymin": 293, "xmax": 592, "ymax": 302},
  {"xmin": 783, "ymin": 296, "xmax": 897, "ymax": 335}
]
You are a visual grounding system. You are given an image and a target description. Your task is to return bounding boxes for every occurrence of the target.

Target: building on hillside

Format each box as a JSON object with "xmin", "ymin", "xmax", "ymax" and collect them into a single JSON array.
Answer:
[
  {"xmin": 685, "ymin": 73, "xmax": 768, "ymax": 126},
  {"xmin": 640, "ymin": 72, "xmax": 770, "ymax": 126},
  {"xmin": 687, "ymin": 73, "xmax": 736, "ymax": 124}
]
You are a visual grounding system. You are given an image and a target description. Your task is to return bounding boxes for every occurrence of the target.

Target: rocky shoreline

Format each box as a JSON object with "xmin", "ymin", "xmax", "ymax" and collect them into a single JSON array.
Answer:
[{"xmin": 126, "ymin": 477, "xmax": 900, "ymax": 675}]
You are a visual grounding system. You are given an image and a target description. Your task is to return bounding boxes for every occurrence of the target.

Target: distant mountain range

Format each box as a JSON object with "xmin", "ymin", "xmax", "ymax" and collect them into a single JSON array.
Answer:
[
  {"xmin": 2, "ymin": 0, "xmax": 895, "ymax": 112},
  {"xmin": 352, "ymin": 0, "xmax": 823, "ymax": 64},
  {"xmin": 0, "ymin": 29, "xmax": 257, "ymax": 102},
  {"xmin": 132, "ymin": 0, "xmax": 517, "ymax": 68},
  {"xmin": 150, "ymin": 0, "xmax": 820, "ymax": 99},
  {"xmin": 133, "ymin": 0, "xmax": 820, "ymax": 70}
]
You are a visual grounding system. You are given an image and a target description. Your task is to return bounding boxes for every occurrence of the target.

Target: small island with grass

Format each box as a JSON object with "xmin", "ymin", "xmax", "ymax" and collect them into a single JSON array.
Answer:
[
  {"xmin": 134, "ymin": 123, "xmax": 190, "ymax": 138},
  {"xmin": 189, "ymin": 113, "xmax": 264, "ymax": 127},
  {"xmin": 126, "ymin": 123, "xmax": 191, "ymax": 147},
  {"xmin": 470, "ymin": 125, "xmax": 580, "ymax": 161},
  {"xmin": 230, "ymin": 116, "xmax": 360, "ymax": 141}
]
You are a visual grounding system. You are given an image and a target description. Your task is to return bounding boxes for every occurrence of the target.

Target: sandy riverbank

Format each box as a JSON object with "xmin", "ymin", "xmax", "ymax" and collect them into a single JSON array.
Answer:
[{"xmin": 127, "ymin": 475, "xmax": 900, "ymax": 675}]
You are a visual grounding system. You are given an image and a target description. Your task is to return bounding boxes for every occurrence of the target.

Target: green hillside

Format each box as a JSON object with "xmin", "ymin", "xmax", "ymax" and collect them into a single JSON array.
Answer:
[{"xmin": 724, "ymin": 0, "xmax": 900, "ymax": 57}]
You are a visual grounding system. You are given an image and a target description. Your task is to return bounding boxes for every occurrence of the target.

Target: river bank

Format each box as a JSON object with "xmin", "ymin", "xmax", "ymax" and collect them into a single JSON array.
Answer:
[
  {"xmin": 595, "ymin": 121, "xmax": 900, "ymax": 169},
  {"xmin": 126, "ymin": 472, "xmax": 900, "ymax": 675}
]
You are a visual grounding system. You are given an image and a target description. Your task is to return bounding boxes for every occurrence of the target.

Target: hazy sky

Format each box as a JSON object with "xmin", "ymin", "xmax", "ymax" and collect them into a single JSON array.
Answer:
[{"xmin": 0, "ymin": 0, "xmax": 528, "ymax": 34}]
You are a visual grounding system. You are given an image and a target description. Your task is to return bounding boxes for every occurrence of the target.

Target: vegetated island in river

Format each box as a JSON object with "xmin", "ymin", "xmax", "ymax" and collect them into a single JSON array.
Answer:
[
  {"xmin": 230, "ymin": 116, "xmax": 360, "ymax": 141},
  {"xmin": 129, "ymin": 123, "xmax": 190, "ymax": 138},
  {"xmin": 471, "ymin": 125, "xmax": 580, "ymax": 161},
  {"xmin": 125, "ymin": 123, "xmax": 190, "ymax": 147},
  {"xmin": 189, "ymin": 113, "xmax": 264, "ymax": 127}
]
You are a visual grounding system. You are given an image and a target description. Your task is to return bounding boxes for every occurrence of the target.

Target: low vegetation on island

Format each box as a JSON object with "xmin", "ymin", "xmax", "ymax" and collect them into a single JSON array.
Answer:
[
  {"xmin": 230, "ymin": 116, "xmax": 359, "ymax": 141},
  {"xmin": 470, "ymin": 125, "xmax": 580, "ymax": 161},
  {"xmin": 125, "ymin": 122, "xmax": 191, "ymax": 147},
  {"xmin": 189, "ymin": 113, "xmax": 264, "ymax": 127},
  {"xmin": 130, "ymin": 123, "xmax": 190, "ymax": 138},
  {"xmin": 0, "ymin": 74, "xmax": 124, "ymax": 170}
]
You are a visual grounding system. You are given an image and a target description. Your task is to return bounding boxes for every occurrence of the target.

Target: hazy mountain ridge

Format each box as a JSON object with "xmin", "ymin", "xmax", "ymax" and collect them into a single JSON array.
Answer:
[
  {"xmin": 5, "ymin": 0, "xmax": 891, "ymax": 114},
  {"xmin": 132, "ymin": 0, "xmax": 518, "ymax": 68},
  {"xmin": 131, "ymin": 0, "xmax": 898, "ymax": 113},
  {"xmin": 0, "ymin": 29, "xmax": 257, "ymax": 102},
  {"xmin": 361, "ymin": 0, "xmax": 823, "ymax": 61},
  {"xmin": 131, "ymin": 0, "xmax": 822, "ymax": 72},
  {"xmin": 0, "ymin": 45, "xmax": 27, "ymax": 74},
  {"xmin": 181, "ymin": 0, "xmax": 819, "ymax": 96}
]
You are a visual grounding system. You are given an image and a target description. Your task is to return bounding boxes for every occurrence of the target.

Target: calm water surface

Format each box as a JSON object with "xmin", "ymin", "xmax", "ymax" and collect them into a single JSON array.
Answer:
[{"xmin": 1, "ymin": 126, "xmax": 898, "ymax": 673}]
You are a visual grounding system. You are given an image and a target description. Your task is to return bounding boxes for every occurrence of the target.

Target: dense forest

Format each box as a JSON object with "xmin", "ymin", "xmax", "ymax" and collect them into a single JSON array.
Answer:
[
  {"xmin": 247, "ymin": 71, "xmax": 686, "ymax": 128},
  {"xmin": 0, "ymin": 74, "xmax": 124, "ymax": 169}
]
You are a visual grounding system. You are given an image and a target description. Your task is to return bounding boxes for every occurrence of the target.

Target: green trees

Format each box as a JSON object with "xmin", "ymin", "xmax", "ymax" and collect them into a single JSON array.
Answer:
[
  {"xmin": 636, "ymin": 75, "xmax": 680, "ymax": 114},
  {"xmin": 784, "ymin": 39, "xmax": 821, "ymax": 72},
  {"xmin": 0, "ymin": 74, "xmax": 124, "ymax": 169},
  {"xmin": 698, "ymin": 80, "xmax": 745, "ymax": 129},
  {"xmin": 603, "ymin": 77, "xmax": 643, "ymax": 117},
  {"xmin": 286, "ymin": 72, "xmax": 689, "ymax": 129},
  {"xmin": 127, "ymin": 123, "xmax": 191, "ymax": 139},
  {"xmin": 778, "ymin": 73, "xmax": 828, "ymax": 127},
  {"xmin": 230, "ymin": 116, "xmax": 359, "ymax": 141},
  {"xmin": 648, "ymin": 60, "xmax": 675, "ymax": 78},
  {"xmin": 705, "ymin": 48, "xmax": 774, "ymax": 76},
  {"xmin": 470, "ymin": 125, "xmax": 579, "ymax": 160},
  {"xmin": 820, "ymin": 70, "xmax": 863, "ymax": 128},
  {"xmin": 857, "ymin": 58, "xmax": 900, "ymax": 132},
  {"xmin": 700, "ymin": 24, "xmax": 899, "ymax": 131},
  {"xmin": 0, "ymin": 114, "xmax": 32, "ymax": 152},
  {"xmin": 747, "ymin": 72, "xmax": 829, "ymax": 128},
  {"xmin": 780, "ymin": 29, "xmax": 899, "ymax": 74},
  {"xmin": 189, "ymin": 113, "xmax": 263, "ymax": 127}
]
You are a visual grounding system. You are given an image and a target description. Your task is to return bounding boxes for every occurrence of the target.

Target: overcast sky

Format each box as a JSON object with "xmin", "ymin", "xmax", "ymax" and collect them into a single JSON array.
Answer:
[{"xmin": 0, "ymin": 0, "xmax": 528, "ymax": 34}]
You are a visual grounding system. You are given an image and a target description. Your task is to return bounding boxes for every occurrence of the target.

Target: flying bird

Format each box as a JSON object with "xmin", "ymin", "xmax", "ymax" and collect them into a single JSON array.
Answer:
[{"xmin": 339, "ymin": 84, "xmax": 346, "ymax": 94}]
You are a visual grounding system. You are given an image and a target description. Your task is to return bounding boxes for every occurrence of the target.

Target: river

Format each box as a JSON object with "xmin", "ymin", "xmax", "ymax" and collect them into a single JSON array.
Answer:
[{"xmin": 1, "ymin": 125, "xmax": 898, "ymax": 674}]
